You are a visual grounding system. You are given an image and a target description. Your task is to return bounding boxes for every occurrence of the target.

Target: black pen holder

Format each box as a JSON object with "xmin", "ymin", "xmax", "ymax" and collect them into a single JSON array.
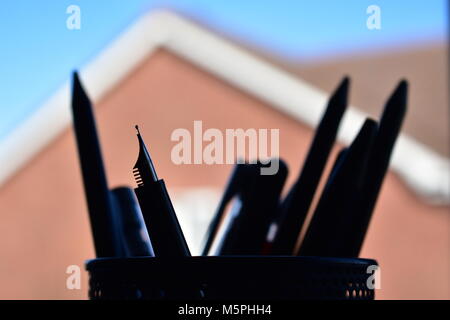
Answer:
[{"xmin": 86, "ymin": 256, "xmax": 378, "ymax": 300}]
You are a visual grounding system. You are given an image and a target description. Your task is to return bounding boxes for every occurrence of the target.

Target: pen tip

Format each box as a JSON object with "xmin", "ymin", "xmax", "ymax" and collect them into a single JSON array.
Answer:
[
  {"xmin": 338, "ymin": 76, "xmax": 350, "ymax": 92},
  {"xmin": 383, "ymin": 79, "xmax": 408, "ymax": 118},
  {"xmin": 71, "ymin": 70, "xmax": 91, "ymax": 110},
  {"xmin": 72, "ymin": 71, "xmax": 80, "ymax": 89},
  {"xmin": 360, "ymin": 118, "xmax": 378, "ymax": 136},
  {"xmin": 72, "ymin": 71, "xmax": 83, "ymax": 90},
  {"xmin": 330, "ymin": 76, "xmax": 350, "ymax": 104},
  {"xmin": 133, "ymin": 125, "xmax": 159, "ymax": 183},
  {"xmin": 399, "ymin": 79, "xmax": 408, "ymax": 89},
  {"xmin": 341, "ymin": 75, "xmax": 350, "ymax": 88},
  {"xmin": 394, "ymin": 79, "xmax": 408, "ymax": 96},
  {"xmin": 341, "ymin": 118, "xmax": 378, "ymax": 172},
  {"xmin": 323, "ymin": 76, "xmax": 350, "ymax": 121},
  {"xmin": 393, "ymin": 79, "xmax": 408, "ymax": 99}
]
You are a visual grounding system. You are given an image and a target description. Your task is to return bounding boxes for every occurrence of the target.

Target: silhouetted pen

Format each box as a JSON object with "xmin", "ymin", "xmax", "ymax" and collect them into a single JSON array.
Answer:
[
  {"xmin": 201, "ymin": 163, "xmax": 249, "ymax": 256},
  {"xmin": 218, "ymin": 159, "xmax": 288, "ymax": 255},
  {"xmin": 299, "ymin": 119, "xmax": 378, "ymax": 257},
  {"xmin": 346, "ymin": 80, "xmax": 408, "ymax": 257},
  {"xmin": 270, "ymin": 77, "xmax": 350, "ymax": 255},
  {"xmin": 71, "ymin": 71, "xmax": 123, "ymax": 257},
  {"xmin": 133, "ymin": 125, "xmax": 191, "ymax": 257},
  {"xmin": 330, "ymin": 148, "xmax": 348, "ymax": 178},
  {"xmin": 111, "ymin": 187, "xmax": 154, "ymax": 257}
]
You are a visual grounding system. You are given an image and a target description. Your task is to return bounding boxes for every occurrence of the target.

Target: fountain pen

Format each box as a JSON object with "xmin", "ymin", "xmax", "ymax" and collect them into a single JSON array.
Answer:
[{"xmin": 133, "ymin": 125, "xmax": 191, "ymax": 257}]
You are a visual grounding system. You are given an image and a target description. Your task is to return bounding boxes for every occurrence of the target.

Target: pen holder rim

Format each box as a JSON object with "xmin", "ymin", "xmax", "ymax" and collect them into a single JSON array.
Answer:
[{"xmin": 86, "ymin": 256, "xmax": 378, "ymax": 300}]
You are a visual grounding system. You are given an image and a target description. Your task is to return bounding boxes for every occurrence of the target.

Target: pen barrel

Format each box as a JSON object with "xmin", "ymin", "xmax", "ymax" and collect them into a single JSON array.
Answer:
[
  {"xmin": 71, "ymin": 73, "xmax": 121, "ymax": 258},
  {"xmin": 299, "ymin": 120, "xmax": 377, "ymax": 257},
  {"xmin": 111, "ymin": 187, "xmax": 153, "ymax": 257},
  {"xmin": 218, "ymin": 160, "xmax": 288, "ymax": 255},
  {"xmin": 270, "ymin": 78, "xmax": 349, "ymax": 256},
  {"xmin": 135, "ymin": 180, "xmax": 191, "ymax": 257}
]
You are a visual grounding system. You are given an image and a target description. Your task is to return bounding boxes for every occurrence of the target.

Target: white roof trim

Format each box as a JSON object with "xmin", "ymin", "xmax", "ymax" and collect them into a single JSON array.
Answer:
[{"xmin": 0, "ymin": 10, "xmax": 448, "ymax": 204}]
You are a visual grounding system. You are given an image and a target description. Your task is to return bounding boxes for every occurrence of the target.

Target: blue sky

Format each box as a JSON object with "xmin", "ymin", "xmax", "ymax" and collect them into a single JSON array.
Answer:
[{"xmin": 0, "ymin": 0, "xmax": 447, "ymax": 141}]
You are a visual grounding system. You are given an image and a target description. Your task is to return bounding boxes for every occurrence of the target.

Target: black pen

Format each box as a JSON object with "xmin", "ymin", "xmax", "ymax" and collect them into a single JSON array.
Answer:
[
  {"xmin": 298, "ymin": 119, "xmax": 378, "ymax": 257},
  {"xmin": 201, "ymin": 163, "xmax": 249, "ymax": 256},
  {"xmin": 217, "ymin": 159, "xmax": 288, "ymax": 255},
  {"xmin": 71, "ymin": 71, "xmax": 123, "ymax": 257},
  {"xmin": 330, "ymin": 148, "xmax": 348, "ymax": 178},
  {"xmin": 111, "ymin": 187, "xmax": 154, "ymax": 257},
  {"xmin": 270, "ymin": 77, "xmax": 349, "ymax": 255},
  {"xmin": 346, "ymin": 80, "xmax": 408, "ymax": 257},
  {"xmin": 132, "ymin": 126, "xmax": 191, "ymax": 257}
]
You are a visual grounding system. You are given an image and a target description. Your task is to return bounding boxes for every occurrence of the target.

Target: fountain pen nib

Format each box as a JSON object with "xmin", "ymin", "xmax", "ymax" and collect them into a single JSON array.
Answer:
[{"xmin": 133, "ymin": 125, "xmax": 159, "ymax": 187}]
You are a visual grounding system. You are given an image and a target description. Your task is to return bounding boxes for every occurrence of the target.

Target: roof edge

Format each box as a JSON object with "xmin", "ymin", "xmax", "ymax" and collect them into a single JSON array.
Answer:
[{"xmin": 0, "ymin": 10, "xmax": 448, "ymax": 204}]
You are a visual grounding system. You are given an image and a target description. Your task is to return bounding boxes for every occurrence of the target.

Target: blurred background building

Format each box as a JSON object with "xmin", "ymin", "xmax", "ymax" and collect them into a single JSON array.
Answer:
[{"xmin": 0, "ymin": 1, "xmax": 448, "ymax": 299}]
